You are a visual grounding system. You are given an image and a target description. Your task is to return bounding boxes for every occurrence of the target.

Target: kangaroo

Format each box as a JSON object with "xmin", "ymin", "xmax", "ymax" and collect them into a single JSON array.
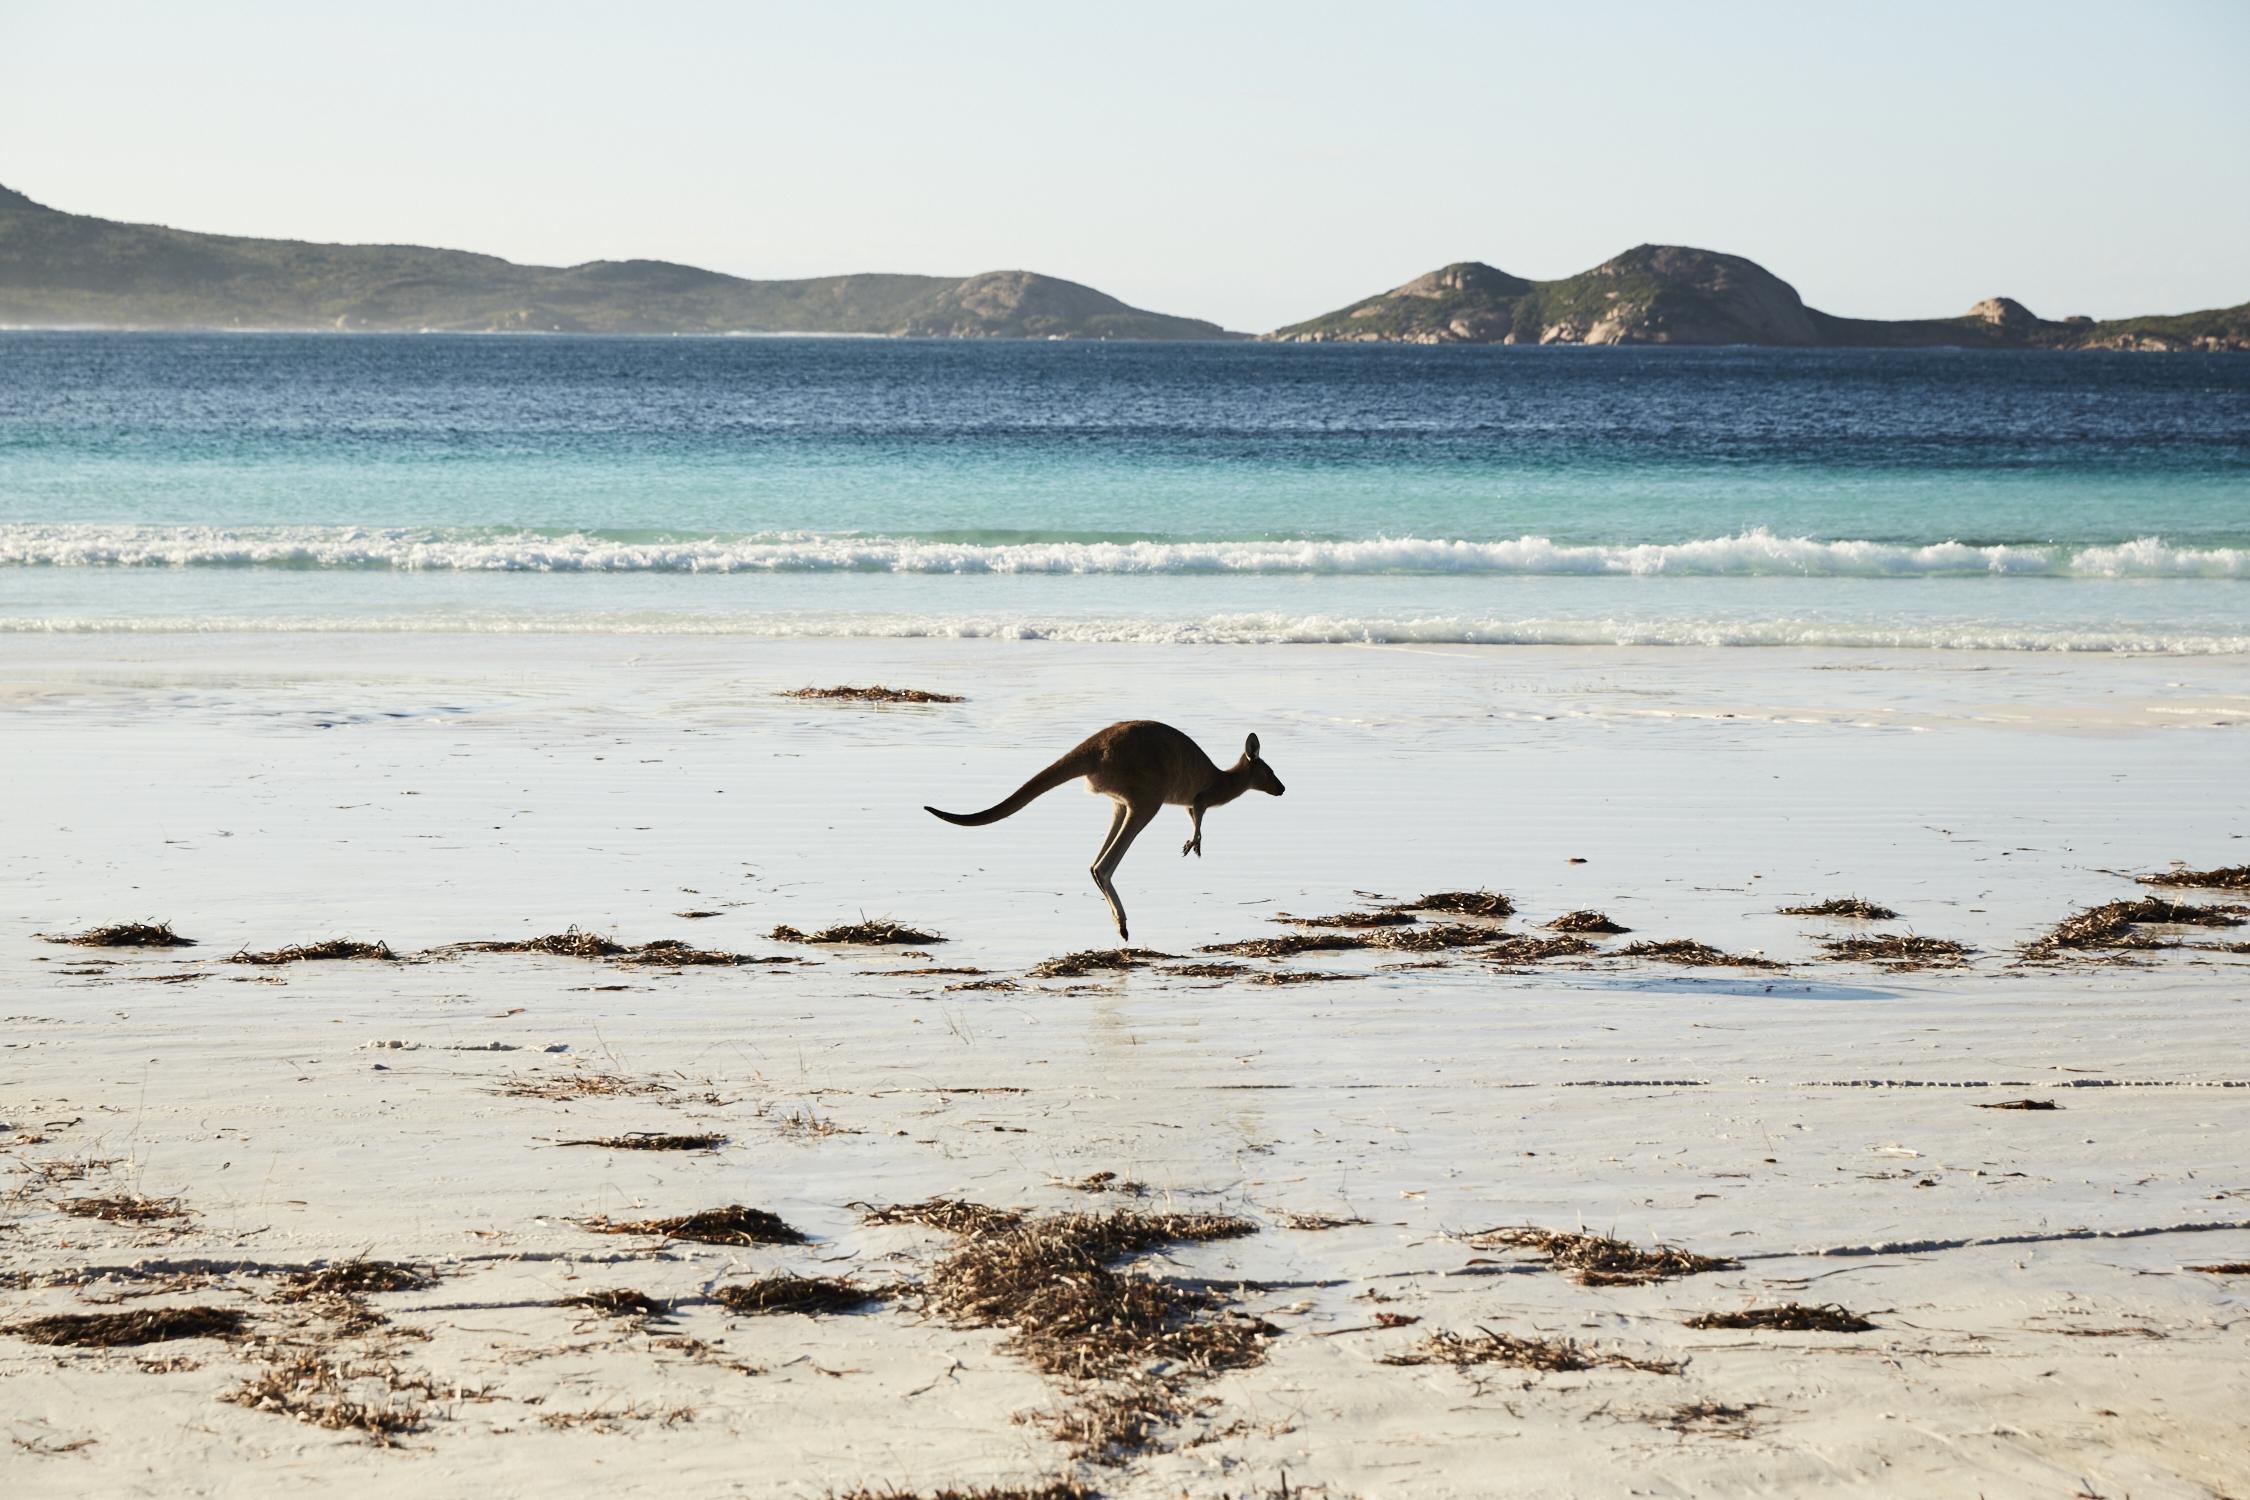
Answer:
[{"xmin": 925, "ymin": 721, "xmax": 1285, "ymax": 940}]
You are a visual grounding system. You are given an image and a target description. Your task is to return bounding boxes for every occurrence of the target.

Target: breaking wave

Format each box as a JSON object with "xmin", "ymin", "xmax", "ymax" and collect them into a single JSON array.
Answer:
[
  {"xmin": 3, "ymin": 525, "xmax": 2246, "ymax": 578},
  {"xmin": 4, "ymin": 611, "xmax": 2245, "ymax": 653}
]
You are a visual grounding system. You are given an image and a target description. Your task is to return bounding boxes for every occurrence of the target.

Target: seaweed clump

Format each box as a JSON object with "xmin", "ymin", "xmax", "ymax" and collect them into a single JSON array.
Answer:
[
  {"xmin": 1617, "ymin": 939, "xmax": 1784, "ymax": 970},
  {"xmin": 1547, "ymin": 910, "xmax": 1629, "ymax": 934},
  {"xmin": 230, "ymin": 939, "xmax": 396, "ymax": 965},
  {"xmin": 1779, "ymin": 897, "xmax": 1899, "ymax": 919},
  {"xmin": 7, "ymin": 1306, "xmax": 245, "ymax": 1346},
  {"xmin": 770, "ymin": 920, "xmax": 945, "ymax": 946},
  {"xmin": 859, "ymin": 1198, "xmax": 1027, "ymax": 1236},
  {"xmin": 1483, "ymin": 934, "xmax": 1598, "ymax": 965},
  {"xmin": 714, "ymin": 1275, "xmax": 888, "ymax": 1316},
  {"xmin": 1401, "ymin": 890, "xmax": 1514, "ymax": 918},
  {"xmin": 1275, "ymin": 909, "xmax": 1418, "ymax": 929},
  {"xmin": 1381, "ymin": 1327, "xmax": 1678, "ymax": 1374},
  {"xmin": 832, "ymin": 1485, "xmax": 1091, "ymax": 1500},
  {"xmin": 1817, "ymin": 934, "xmax": 1969, "ymax": 970},
  {"xmin": 1368, "ymin": 923, "xmax": 1506, "ymax": 954},
  {"xmin": 925, "ymin": 1208, "xmax": 1271, "ymax": 1461},
  {"xmin": 42, "ymin": 921, "xmax": 197, "ymax": 948},
  {"xmin": 563, "ymin": 1288, "xmax": 671, "ymax": 1320},
  {"xmin": 1686, "ymin": 1303, "xmax": 1874, "ymax": 1332},
  {"xmin": 1028, "ymin": 948, "xmax": 1175, "ymax": 979},
  {"xmin": 278, "ymin": 1261, "xmax": 436, "ymax": 1301},
  {"xmin": 60, "ymin": 1194, "xmax": 189, "ymax": 1223},
  {"xmin": 453, "ymin": 927, "xmax": 626, "ymax": 959},
  {"xmin": 583, "ymin": 1205, "xmax": 807, "ymax": 1246},
  {"xmin": 2026, "ymin": 897, "xmax": 2246, "ymax": 957},
  {"xmin": 556, "ymin": 1132, "xmax": 727, "ymax": 1151},
  {"xmin": 1198, "ymin": 931, "xmax": 1369, "ymax": 960},
  {"xmin": 220, "ymin": 1347, "xmax": 424, "ymax": 1444},
  {"xmin": 781, "ymin": 685, "xmax": 964, "ymax": 704},
  {"xmin": 2139, "ymin": 865, "xmax": 2250, "ymax": 891},
  {"xmin": 1469, "ymin": 1226, "xmax": 1738, "ymax": 1286}
]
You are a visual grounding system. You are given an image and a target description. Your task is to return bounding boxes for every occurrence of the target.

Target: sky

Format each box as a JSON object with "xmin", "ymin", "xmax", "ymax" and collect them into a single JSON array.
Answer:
[{"xmin": 4, "ymin": 0, "xmax": 2245, "ymax": 332}]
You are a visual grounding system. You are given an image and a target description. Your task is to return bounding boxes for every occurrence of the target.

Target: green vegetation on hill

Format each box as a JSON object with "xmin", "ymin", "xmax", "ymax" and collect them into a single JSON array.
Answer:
[
  {"xmin": 1272, "ymin": 246, "xmax": 2247, "ymax": 351},
  {"xmin": 0, "ymin": 186, "xmax": 1237, "ymax": 339}
]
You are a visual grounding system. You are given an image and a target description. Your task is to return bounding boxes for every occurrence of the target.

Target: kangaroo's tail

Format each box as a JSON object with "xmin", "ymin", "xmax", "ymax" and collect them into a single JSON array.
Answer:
[{"xmin": 926, "ymin": 748, "xmax": 1093, "ymax": 827}]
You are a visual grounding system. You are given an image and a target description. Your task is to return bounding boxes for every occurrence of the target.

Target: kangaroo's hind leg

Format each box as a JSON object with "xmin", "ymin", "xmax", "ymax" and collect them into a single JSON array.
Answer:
[{"xmin": 1091, "ymin": 798, "xmax": 1159, "ymax": 941}]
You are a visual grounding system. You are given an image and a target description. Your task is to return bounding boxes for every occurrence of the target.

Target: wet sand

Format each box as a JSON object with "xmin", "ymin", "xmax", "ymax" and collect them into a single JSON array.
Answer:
[{"xmin": 3, "ymin": 635, "xmax": 2247, "ymax": 1498}]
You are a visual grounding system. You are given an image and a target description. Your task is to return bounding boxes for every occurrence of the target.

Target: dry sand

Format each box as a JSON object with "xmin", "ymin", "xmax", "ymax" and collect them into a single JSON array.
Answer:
[{"xmin": 3, "ymin": 635, "xmax": 2246, "ymax": 1498}]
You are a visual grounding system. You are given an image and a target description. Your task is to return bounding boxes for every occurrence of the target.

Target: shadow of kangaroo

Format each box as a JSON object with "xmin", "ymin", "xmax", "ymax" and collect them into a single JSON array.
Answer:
[{"xmin": 925, "ymin": 721, "xmax": 1285, "ymax": 940}]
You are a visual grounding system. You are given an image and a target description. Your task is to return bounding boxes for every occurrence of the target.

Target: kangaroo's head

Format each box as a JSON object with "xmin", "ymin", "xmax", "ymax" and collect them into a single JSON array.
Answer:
[{"xmin": 1240, "ymin": 733, "xmax": 1285, "ymax": 796}]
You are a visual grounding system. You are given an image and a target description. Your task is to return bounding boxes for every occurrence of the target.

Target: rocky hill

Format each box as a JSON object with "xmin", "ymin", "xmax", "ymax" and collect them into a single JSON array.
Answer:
[
  {"xmin": 0, "ymin": 185, "xmax": 1236, "ymax": 339},
  {"xmin": 1270, "ymin": 246, "xmax": 2248, "ymax": 351}
]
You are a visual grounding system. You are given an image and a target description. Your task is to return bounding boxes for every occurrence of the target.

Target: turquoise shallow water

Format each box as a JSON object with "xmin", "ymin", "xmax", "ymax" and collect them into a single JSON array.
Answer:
[{"xmin": 2, "ymin": 333, "xmax": 2245, "ymax": 648}]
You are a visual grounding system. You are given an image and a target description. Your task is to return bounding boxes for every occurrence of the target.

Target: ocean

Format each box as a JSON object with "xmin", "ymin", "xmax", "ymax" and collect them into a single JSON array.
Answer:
[{"xmin": 2, "ymin": 332, "xmax": 2245, "ymax": 651}]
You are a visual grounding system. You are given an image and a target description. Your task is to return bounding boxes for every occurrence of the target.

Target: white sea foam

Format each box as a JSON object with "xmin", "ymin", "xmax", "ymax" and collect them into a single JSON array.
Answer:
[
  {"xmin": 3, "ymin": 524, "xmax": 2246, "ymax": 578},
  {"xmin": 5, "ymin": 611, "xmax": 2245, "ymax": 653}
]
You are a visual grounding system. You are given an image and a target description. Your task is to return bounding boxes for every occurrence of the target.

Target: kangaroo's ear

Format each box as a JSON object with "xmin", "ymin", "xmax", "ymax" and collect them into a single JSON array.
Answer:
[{"xmin": 1245, "ymin": 732, "xmax": 1261, "ymax": 761}]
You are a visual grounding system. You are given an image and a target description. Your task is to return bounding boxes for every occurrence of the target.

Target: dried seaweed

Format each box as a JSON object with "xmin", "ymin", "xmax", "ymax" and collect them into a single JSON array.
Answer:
[
  {"xmin": 1275, "ymin": 910, "xmax": 1418, "ymax": 929},
  {"xmin": 1278, "ymin": 1212, "xmax": 1369, "ymax": 1231},
  {"xmin": 2138, "ymin": 865, "xmax": 2250, "ymax": 891},
  {"xmin": 1198, "ymin": 932, "xmax": 1370, "ymax": 959},
  {"xmin": 1401, "ymin": 890, "xmax": 1514, "ymax": 918},
  {"xmin": 1469, "ymin": 1226, "xmax": 1738, "ymax": 1285},
  {"xmin": 1975, "ymin": 1098, "xmax": 2059, "ymax": 1111},
  {"xmin": 1027, "ymin": 948, "xmax": 1175, "ymax": 979},
  {"xmin": 452, "ymin": 927, "xmax": 626, "ymax": 959},
  {"xmin": 563, "ymin": 1288, "xmax": 672, "ymax": 1320},
  {"xmin": 1244, "ymin": 969, "xmax": 1359, "ymax": 985},
  {"xmin": 2186, "ymin": 1262, "xmax": 2250, "ymax": 1275},
  {"xmin": 1483, "ymin": 934, "xmax": 1598, "ymax": 964},
  {"xmin": 831, "ymin": 1483, "xmax": 1093, "ymax": 1500},
  {"xmin": 617, "ymin": 944, "xmax": 799, "ymax": 967},
  {"xmin": 230, "ymin": 939, "xmax": 395, "ymax": 965},
  {"xmin": 781, "ymin": 685, "xmax": 964, "ymax": 704},
  {"xmin": 714, "ymin": 1275, "xmax": 888, "ymax": 1316},
  {"xmin": 1058, "ymin": 1171, "xmax": 1147, "ymax": 1196},
  {"xmin": 926, "ymin": 1211, "xmax": 1261, "ymax": 1378},
  {"xmin": 41, "ymin": 922, "xmax": 196, "ymax": 949},
  {"xmin": 1367, "ymin": 923, "xmax": 1504, "ymax": 953},
  {"xmin": 219, "ymin": 1347, "xmax": 424, "ymax": 1443},
  {"xmin": 492, "ymin": 1070, "xmax": 671, "ymax": 1101},
  {"xmin": 2027, "ymin": 896, "xmax": 2247, "ymax": 956},
  {"xmin": 1617, "ymin": 939, "xmax": 1784, "ymax": 970},
  {"xmin": 1546, "ymin": 910, "xmax": 1629, "ymax": 934},
  {"xmin": 59, "ymin": 1194, "xmax": 189, "ymax": 1223},
  {"xmin": 858, "ymin": 1198, "xmax": 1028, "ymax": 1236},
  {"xmin": 278, "ymin": 1261, "xmax": 436, "ymax": 1301},
  {"xmin": 583, "ymin": 1205, "xmax": 808, "ymax": 1246},
  {"xmin": 556, "ymin": 1132, "xmax": 727, "ymax": 1151},
  {"xmin": 1381, "ymin": 1327, "xmax": 1678, "ymax": 1374},
  {"xmin": 772, "ymin": 920, "xmax": 945, "ymax": 946},
  {"xmin": 946, "ymin": 977, "xmax": 1022, "ymax": 993},
  {"xmin": 1779, "ymin": 897, "xmax": 1898, "ymax": 920},
  {"xmin": 8, "ymin": 1306, "xmax": 244, "ymax": 1347},
  {"xmin": 1165, "ymin": 962, "xmax": 1248, "ymax": 979},
  {"xmin": 1685, "ymin": 1303, "xmax": 1874, "ymax": 1332},
  {"xmin": 1817, "ymin": 934, "xmax": 1970, "ymax": 969}
]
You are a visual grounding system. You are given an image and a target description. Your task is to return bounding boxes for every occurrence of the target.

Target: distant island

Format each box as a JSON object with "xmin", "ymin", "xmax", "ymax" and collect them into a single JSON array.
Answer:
[
  {"xmin": 4, "ymin": 184, "xmax": 2242, "ymax": 348},
  {"xmin": 0, "ymin": 184, "xmax": 1234, "ymax": 339},
  {"xmin": 1269, "ymin": 247, "xmax": 2248, "ymax": 352}
]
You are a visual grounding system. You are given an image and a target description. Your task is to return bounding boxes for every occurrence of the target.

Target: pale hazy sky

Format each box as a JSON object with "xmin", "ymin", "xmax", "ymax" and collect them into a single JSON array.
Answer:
[{"xmin": 5, "ymin": 0, "xmax": 2245, "ymax": 331}]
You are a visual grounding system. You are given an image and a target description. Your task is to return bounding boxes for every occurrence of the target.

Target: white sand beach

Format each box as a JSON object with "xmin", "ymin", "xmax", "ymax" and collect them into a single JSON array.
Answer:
[{"xmin": 4, "ymin": 634, "xmax": 2247, "ymax": 1498}]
